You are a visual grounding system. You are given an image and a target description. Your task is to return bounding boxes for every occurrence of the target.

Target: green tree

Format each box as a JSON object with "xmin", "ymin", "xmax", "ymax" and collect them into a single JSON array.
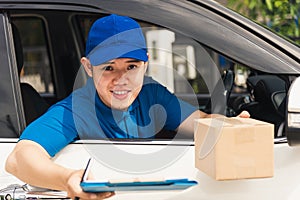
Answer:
[{"xmin": 227, "ymin": 0, "xmax": 300, "ymax": 44}]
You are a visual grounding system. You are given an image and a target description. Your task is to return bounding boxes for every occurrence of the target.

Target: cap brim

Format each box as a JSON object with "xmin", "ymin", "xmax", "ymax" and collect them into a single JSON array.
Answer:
[{"xmin": 88, "ymin": 43, "xmax": 148, "ymax": 66}]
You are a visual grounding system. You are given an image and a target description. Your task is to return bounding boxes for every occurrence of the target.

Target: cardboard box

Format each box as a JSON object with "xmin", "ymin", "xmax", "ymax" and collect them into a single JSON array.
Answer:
[{"xmin": 194, "ymin": 117, "xmax": 274, "ymax": 180}]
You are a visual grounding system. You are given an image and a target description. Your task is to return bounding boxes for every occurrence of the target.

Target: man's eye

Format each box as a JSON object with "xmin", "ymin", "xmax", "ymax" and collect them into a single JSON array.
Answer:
[
  {"xmin": 127, "ymin": 65, "xmax": 137, "ymax": 70},
  {"xmin": 103, "ymin": 66, "xmax": 113, "ymax": 71}
]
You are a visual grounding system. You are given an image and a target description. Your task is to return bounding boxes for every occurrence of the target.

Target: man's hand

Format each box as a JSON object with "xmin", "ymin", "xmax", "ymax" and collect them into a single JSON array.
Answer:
[
  {"xmin": 66, "ymin": 170, "xmax": 114, "ymax": 200},
  {"xmin": 237, "ymin": 110, "xmax": 250, "ymax": 118}
]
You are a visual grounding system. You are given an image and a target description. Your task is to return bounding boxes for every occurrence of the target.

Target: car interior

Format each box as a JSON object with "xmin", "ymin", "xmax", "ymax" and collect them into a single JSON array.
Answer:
[
  {"xmin": 10, "ymin": 13, "xmax": 289, "ymax": 139},
  {"xmin": 237, "ymin": 74, "xmax": 287, "ymax": 138},
  {"xmin": 12, "ymin": 23, "xmax": 50, "ymax": 125}
]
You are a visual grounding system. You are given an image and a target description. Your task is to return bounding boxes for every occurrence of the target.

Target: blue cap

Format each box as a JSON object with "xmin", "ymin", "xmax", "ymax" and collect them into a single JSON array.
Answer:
[{"xmin": 85, "ymin": 14, "xmax": 148, "ymax": 66}]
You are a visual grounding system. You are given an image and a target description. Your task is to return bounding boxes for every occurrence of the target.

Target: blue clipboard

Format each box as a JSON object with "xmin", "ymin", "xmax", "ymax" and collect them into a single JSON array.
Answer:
[
  {"xmin": 79, "ymin": 158, "xmax": 197, "ymax": 192},
  {"xmin": 80, "ymin": 178, "xmax": 198, "ymax": 192}
]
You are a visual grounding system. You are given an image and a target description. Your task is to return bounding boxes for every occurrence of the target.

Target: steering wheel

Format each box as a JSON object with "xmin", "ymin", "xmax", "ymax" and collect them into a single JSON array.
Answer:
[{"xmin": 203, "ymin": 69, "xmax": 235, "ymax": 116}]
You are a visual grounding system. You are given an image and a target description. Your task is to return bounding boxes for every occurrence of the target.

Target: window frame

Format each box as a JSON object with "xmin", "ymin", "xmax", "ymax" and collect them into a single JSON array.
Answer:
[{"xmin": 0, "ymin": 12, "xmax": 26, "ymax": 137}]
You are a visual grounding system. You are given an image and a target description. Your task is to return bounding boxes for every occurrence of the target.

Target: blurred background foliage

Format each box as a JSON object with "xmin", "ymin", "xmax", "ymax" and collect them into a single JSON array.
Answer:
[{"xmin": 224, "ymin": 0, "xmax": 300, "ymax": 45}]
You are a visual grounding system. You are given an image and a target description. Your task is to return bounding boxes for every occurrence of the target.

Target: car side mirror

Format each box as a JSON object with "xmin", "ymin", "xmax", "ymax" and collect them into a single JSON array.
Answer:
[{"xmin": 286, "ymin": 77, "xmax": 300, "ymax": 146}]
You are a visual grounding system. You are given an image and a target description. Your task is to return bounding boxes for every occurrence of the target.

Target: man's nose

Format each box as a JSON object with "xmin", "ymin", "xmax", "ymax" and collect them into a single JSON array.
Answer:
[{"xmin": 113, "ymin": 70, "xmax": 128, "ymax": 85}]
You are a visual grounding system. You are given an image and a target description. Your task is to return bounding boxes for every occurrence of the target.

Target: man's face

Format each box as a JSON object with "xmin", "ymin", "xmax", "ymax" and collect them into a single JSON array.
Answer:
[{"xmin": 87, "ymin": 58, "xmax": 147, "ymax": 110}]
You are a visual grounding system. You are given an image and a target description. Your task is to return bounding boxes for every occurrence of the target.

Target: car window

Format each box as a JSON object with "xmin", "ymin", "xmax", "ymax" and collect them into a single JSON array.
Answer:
[
  {"xmin": 12, "ymin": 13, "xmax": 251, "ymax": 111},
  {"xmin": 69, "ymin": 14, "xmax": 266, "ymax": 140},
  {"xmin": 11, "ymin": 17, "xmax": 54, "ymax": 96},
  {"xmin": 2, "ymin": 8, "xmax": 287, "ymax": 139},
  {"xmin": 74, "ymin": 14, "xmax": 250, "ymax": 110}
]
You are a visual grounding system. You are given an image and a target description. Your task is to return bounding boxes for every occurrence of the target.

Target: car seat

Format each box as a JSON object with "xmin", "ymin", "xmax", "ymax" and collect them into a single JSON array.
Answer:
[
  {"xmin": 239, "ymin": 75, "xmax": 286, "ymax": 137},
  {"xmin": 12, "ymin": 23, "xmax": 50, "ymax": 125}
]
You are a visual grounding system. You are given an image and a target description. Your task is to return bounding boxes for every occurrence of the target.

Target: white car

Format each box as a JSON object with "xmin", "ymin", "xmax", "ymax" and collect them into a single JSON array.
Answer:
[{"xmin": 0, "ymin": 0, "xmax": 300, "ymax": 199}]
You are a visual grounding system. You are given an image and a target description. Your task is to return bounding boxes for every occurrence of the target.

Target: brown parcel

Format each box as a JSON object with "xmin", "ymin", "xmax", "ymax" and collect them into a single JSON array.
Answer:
[{"xmin": 194, "ymin": 117, "xmax": 274, "ymax": 181}]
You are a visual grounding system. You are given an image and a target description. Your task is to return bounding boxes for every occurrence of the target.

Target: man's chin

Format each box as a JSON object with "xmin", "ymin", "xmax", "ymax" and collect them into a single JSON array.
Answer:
[
  {"xmin": 110, "ymin": 101, "xmax": 131, "ymax": 111},
  {"xmin": 110, "ymin": 96, "xmax": 136, "ymax": 111}
]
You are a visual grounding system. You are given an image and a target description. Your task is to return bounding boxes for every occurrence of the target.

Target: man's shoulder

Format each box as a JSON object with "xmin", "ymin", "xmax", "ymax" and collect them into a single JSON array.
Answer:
[
  {"xmin": 142, "ymin": 76, "xmax": 165, "ymax": 90},
  {"xmin": 56, "ymin": 78, "xmax": 95, "ymax": 107},
  {"xmin": 139, "ymin": 76, "xmax": 171, "ymax": 102}
]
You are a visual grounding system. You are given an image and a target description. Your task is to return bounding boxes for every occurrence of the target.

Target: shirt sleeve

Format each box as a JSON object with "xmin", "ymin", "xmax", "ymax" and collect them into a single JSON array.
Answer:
[{"xmin": 19, "ymin": 102, "xmax": 78, "ymax": 157}]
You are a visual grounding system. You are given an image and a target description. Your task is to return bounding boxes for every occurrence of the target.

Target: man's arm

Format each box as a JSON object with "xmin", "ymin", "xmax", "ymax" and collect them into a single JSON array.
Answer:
[
  {"xmin": 177, "ymin": 110, "xmax": 250, "ymax": 138},
  {"xmin": 5, "ymin": 140, "xmax": 113, "ymax": 199},
  {"xmin": 176, "ymin": 110, "xmax": 218, "ymax": 137}
]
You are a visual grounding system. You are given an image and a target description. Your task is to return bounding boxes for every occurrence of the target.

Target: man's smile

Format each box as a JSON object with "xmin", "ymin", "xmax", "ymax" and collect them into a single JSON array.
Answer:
[{"xmin": 111, "ymin": 90, "xmax": 131, "ymax": 100}]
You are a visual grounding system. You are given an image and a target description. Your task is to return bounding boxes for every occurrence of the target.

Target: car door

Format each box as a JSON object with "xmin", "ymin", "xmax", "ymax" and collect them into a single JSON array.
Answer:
[{"xmin": 1, "ymin": 1, "xmax": 300, "ymax": 199}]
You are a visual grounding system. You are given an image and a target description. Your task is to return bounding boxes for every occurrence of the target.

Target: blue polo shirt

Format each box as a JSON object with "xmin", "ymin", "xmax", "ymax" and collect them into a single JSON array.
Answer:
[{"xmin": 20, "ymin": 76, "xmax": 197, "ymax": 157}]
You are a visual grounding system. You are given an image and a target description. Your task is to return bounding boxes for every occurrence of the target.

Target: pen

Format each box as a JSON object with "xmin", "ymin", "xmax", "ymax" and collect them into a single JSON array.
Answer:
[
  {"xmin": 81, "ymin": 158, "xmax": 92, "ymax": 183},
  {"xmin": 75, "ymin": 158, "xmax": 92, "ymax": 200}
]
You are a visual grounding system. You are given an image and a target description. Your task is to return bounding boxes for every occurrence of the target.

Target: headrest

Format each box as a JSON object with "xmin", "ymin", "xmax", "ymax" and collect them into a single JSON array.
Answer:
[{"xmin": 253, "ymin": 75, "xmax": 286, "ymax": 104}]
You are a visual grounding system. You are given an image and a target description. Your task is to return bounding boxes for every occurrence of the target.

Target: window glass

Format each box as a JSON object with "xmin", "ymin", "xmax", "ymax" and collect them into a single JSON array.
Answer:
[{"xmin": 12, "ymin": 17, "xmax": 54, "ymax": 95}]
